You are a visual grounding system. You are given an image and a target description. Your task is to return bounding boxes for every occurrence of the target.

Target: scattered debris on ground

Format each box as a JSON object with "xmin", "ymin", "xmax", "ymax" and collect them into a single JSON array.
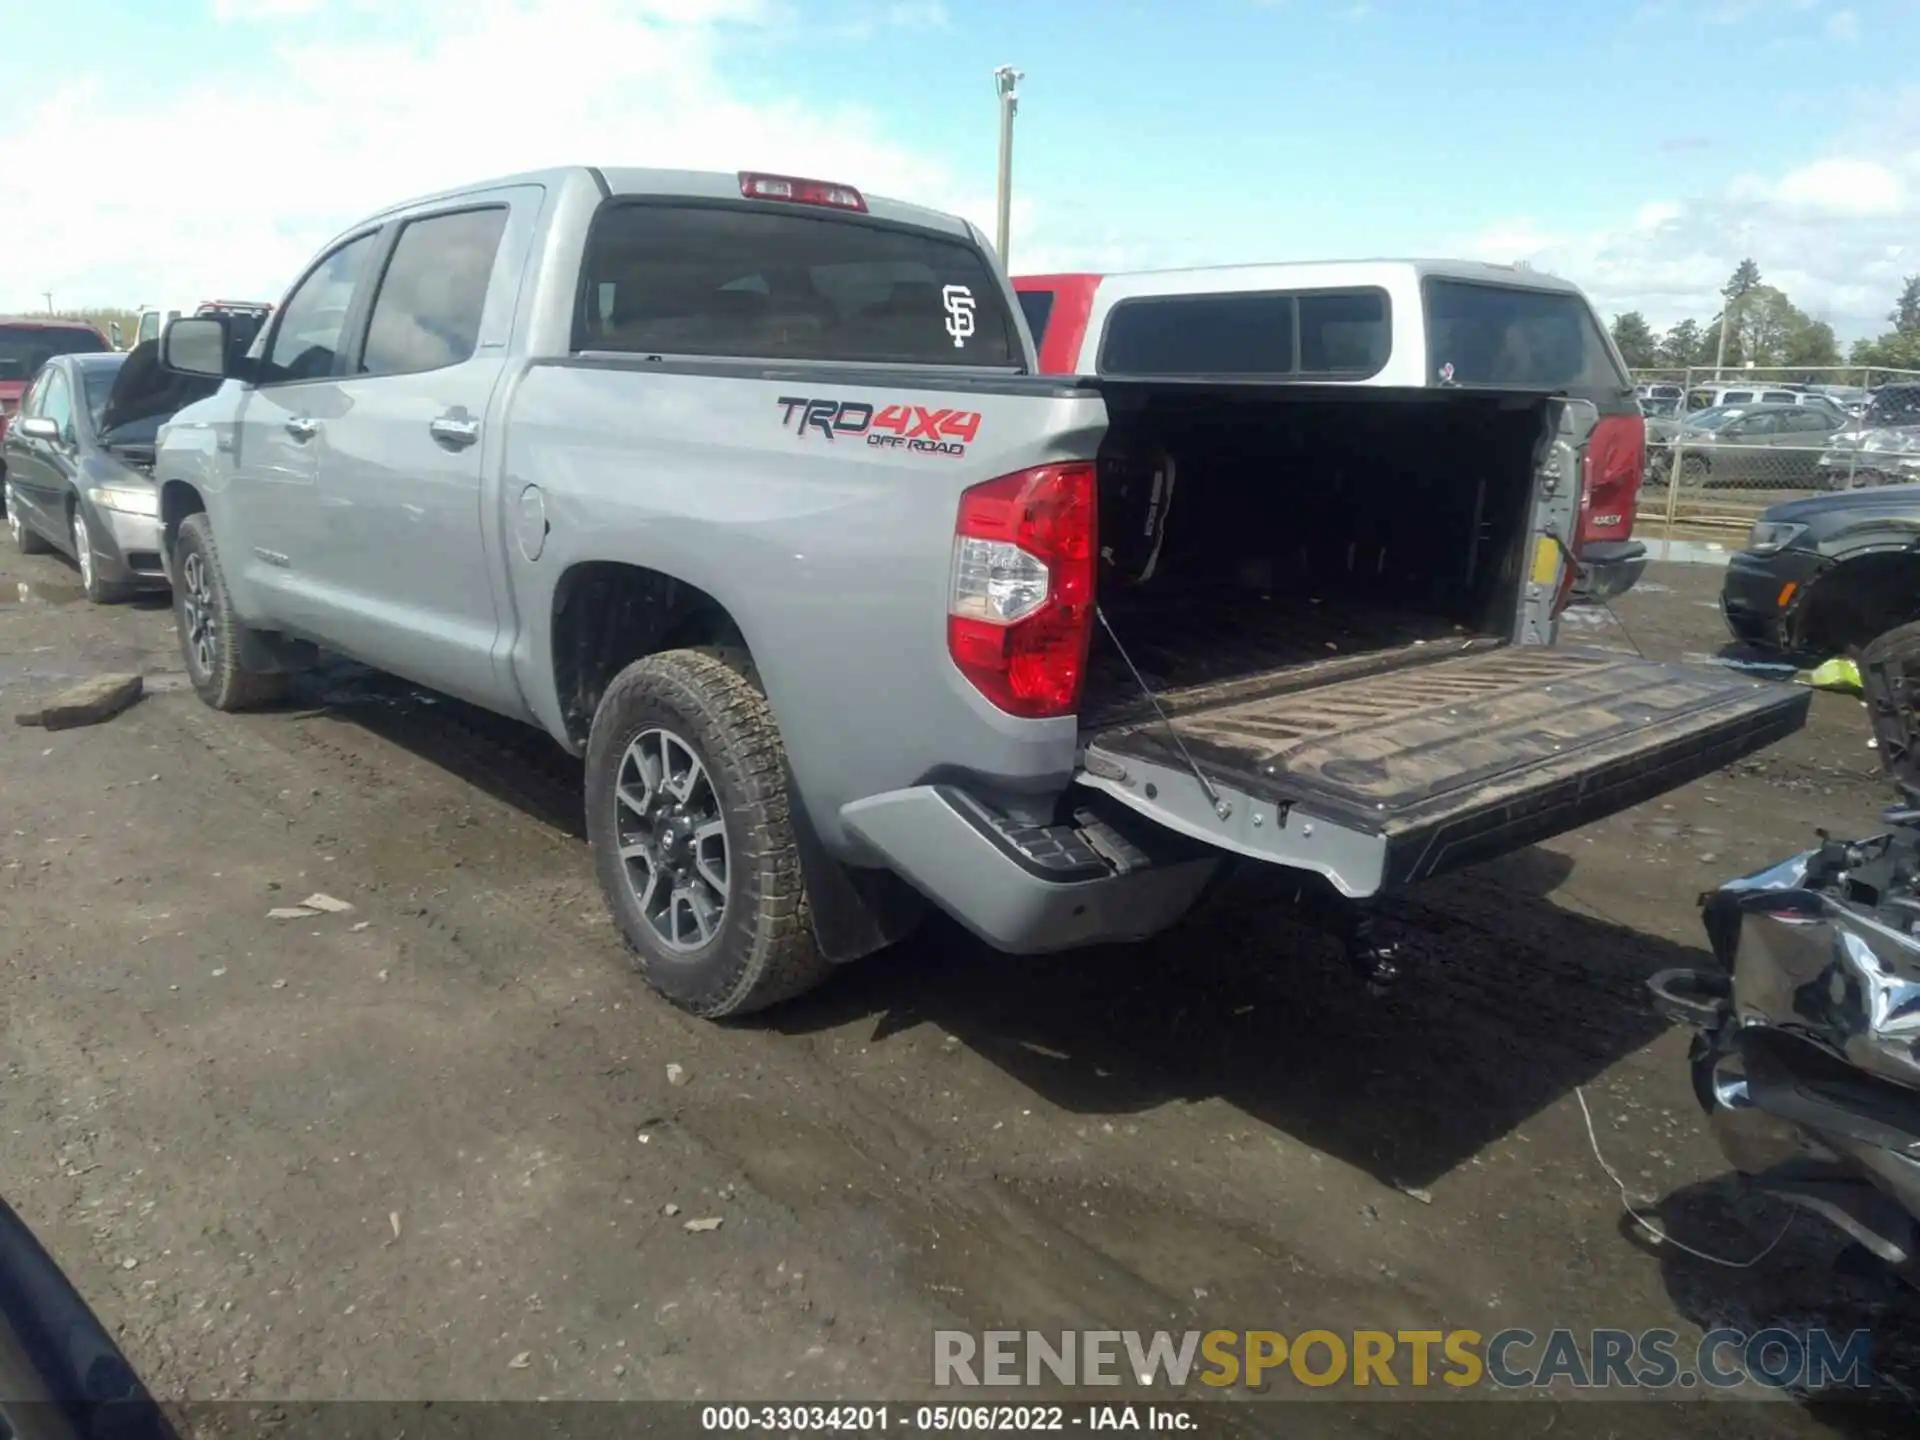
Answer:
[
  {"xmin": 267, "ymin": 892, "xmax": 355, "ymax": 920},
  {"xmin": 15, "ymin": 673, "xmax": 144, "ymax": 730}
]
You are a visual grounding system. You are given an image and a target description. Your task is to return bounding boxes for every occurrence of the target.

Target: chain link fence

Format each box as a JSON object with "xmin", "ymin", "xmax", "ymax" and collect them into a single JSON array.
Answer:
[{"xmin": 1627, "ymin": 365, "xmax": 1920, "ymax": 547}]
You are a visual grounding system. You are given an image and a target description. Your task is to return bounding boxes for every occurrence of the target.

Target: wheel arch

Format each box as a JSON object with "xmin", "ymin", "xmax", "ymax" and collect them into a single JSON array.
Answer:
[
  {"xmin": 1789, "ymin": 544, "xmax": 1920, "ymax": 656},
  {"xmin": 158, "ymin": 479, "xmax": 207, "ymax": 574},
  {"xmin": 549, "ymin": 557, "xmax": 923, "ymax": 966}
]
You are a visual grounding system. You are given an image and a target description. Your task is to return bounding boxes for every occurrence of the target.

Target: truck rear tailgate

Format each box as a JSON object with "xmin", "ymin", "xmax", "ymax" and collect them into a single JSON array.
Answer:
[{"xmin": 1077, "ymin": 647, "xmax": 1809, "ymax": 894}]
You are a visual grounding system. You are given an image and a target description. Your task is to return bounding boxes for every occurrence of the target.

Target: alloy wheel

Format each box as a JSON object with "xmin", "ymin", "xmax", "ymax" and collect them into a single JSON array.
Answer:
[
  {"xmin": 180, "ymin": 550, "xmax": 217, "ymax": 678},
  {"xmin": 612, "ymin": 726, "xmax": 730, "ymax": 952}
]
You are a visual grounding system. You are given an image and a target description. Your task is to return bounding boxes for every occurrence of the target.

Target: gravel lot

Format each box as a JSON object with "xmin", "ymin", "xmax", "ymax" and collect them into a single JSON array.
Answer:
[{"xmin": 2, "ymin": 547, "xmax": 1915, "ymax": 1437}]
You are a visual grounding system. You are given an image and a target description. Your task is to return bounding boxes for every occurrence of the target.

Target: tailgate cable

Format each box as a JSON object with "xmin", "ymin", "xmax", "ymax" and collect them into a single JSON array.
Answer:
[
  {"xmin": 1548, "ymin": 532, "xmax": 1647, "ymax": 660},
  {"xmin": 1094, "ymin": 606, "xmax": 1232, "ymax": 821}
]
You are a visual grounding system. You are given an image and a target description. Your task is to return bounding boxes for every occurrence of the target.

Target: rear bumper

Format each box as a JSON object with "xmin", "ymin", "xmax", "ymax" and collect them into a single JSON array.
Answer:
[
  {"xmin": 840, "ymin": 785, "xmax": 1222, "ymax": 954},
  {"xmin": 1569, "ymin": 539, "xmax": 1646, "ymax": 605}
]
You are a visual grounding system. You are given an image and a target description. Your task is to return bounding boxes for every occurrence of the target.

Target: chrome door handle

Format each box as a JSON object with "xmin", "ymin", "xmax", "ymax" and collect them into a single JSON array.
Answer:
[
  {"xmin": 429, "ymin": 414, "xmax": 480, "ymax": 449},
  {"xmin": 284, "ymin": 417, "xmax": 318, "ymax": 442}
]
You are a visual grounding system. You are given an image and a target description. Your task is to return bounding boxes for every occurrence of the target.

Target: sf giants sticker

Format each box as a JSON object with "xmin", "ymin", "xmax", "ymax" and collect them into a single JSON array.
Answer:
[
  {"xmin": 777, "ymin": 397, "xmax": 982, "ymax": 457},
  {"xmin": 942, "ymin": 284, "xmax": 976, "ymax": 348}
]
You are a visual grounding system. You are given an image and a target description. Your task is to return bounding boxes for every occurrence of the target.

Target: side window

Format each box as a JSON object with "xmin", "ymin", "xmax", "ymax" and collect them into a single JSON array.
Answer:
[
  {"xmin": 40, "ymin": 370, "xmax": 73, "ymax": 438},
  {"xmin": 359, "ymin": 207, "xmax": 510, "ymax": 377},
  {"xmin": 20, "ymin": 368, "xmax": 50, "ymax": 416},
  {"xmin": 1762, "ymin": 391, "xmax": 1798, "ymax": 404},
  {"xmin": 135, "ymin": 313, "xmax": 159, "ymax": 346},
  {"xmin": 1722, "ymin": 391, "xmax": 1754, "ymax": 406},
  {"xmin": 261, "ymin": 233, "xmax": 379, "ymax": 385}
]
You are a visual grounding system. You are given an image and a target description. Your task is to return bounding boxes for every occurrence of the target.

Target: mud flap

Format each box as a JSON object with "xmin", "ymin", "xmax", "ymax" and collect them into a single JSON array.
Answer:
[{"xmin": 1077, "ymin": 646, "xmax": 1810, "ymax": 896}]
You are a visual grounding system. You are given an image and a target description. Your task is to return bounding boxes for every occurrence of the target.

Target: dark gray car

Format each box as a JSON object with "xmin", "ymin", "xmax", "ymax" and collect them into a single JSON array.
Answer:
[
  {"xmin": 1648, "ymin": 401, "xmax": 1844, "ymax": 489},
  {"xmin": 2, "ymin": 346, "xmax": 222, "ymax": 602}
]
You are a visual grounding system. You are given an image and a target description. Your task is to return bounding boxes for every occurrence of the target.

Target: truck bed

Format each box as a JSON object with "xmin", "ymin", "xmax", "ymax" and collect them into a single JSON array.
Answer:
[
  {"xmin": 1081, "ymin": 594, "xmax": 1500, "ymax": 730},
  {"xmin": 1080, "ymin": 647, "xmax": 1810, "ymax": 891}
]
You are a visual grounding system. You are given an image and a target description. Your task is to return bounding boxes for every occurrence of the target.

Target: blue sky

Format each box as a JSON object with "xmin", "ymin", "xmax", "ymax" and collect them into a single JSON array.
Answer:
[{"xmin": 3, "ymin": 0, "xmax": 1917, "ymax": 341}]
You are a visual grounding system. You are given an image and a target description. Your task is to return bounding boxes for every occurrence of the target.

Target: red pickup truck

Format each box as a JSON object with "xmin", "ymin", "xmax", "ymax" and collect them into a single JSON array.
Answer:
[
  {"xmin": 0, "ymin": 317, "xmax": 112, "ymax": 473},
  {"xmin": 1012, "ymin": 266, "xmax": 1648, "ymax": 605}
]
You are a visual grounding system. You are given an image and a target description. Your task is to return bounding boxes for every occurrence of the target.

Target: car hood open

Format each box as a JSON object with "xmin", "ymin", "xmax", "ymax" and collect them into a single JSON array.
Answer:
[{"xmin": 96, "ymin": 340, "xmax": 223, "ymax": 440}]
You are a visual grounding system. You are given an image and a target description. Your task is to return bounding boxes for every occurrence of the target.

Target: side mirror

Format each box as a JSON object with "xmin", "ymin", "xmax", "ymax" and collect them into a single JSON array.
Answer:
[
  {"xmin": 161, "ymin": 315, "xmax": 232, "ymax": 378},
  {"xmin": 15, "ymin": 416, "xmax": 59, "ymax": 442}
]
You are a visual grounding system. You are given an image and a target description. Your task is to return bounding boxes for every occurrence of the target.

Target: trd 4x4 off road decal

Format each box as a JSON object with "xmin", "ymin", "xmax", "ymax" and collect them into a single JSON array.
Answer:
[{"xmin": 777, "ymin": 397, "xmax": 982, "ymax": 457}]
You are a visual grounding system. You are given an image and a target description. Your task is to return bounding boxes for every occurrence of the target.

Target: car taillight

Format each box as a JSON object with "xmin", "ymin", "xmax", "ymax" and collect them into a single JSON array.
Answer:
[
  {"xmin": 1579, "ymin": 412, "xmax": 1645, "ymax": 547},
  {"xmin": 738, "ymin": 172, "xmax": 866, "ymax": 212},
  {"xmin": 948, "ymin": 463, "xmax": 1097, "ymax": 719}
]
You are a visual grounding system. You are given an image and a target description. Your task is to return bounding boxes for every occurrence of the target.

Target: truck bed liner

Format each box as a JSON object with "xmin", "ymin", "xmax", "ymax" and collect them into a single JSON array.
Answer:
[
  {"xmin": 1082, "ymin": 647, "xmax": 1810, "ymax": 889},
  {"xmin": 1082, "ymin": 596, "xmax": 1494, "ymax": 729}
]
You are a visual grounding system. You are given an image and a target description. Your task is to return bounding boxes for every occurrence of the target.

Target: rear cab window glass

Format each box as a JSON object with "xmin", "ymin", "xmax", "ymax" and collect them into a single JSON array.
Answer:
[
  {"xmin": 0, "ymin": 324, "xmax": 108, "ymax": 384},
  {"xmin": 360, "ymin": 207, "xmax": 510, "ymax": 376},
  {"xmin": 577, "ymin": 203, "xmax": 1019, "ymax": 367},
  {"xmin": 1017, "ymin": 289, "xmax": 1055, "ymax": 349},
  {"xmin": 1096, "ymin": 288, "xmax": 1389, "ymax": 378},
  {"xmin": 1423, "ymin": 279, "xmax": 1626, "ymax": 391}
]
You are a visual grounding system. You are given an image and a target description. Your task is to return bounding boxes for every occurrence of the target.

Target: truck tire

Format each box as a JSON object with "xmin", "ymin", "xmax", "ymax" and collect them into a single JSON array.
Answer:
[
  {"xmin": 171, "ymin": 513, "xmax": 287, "ymax": 711},
  {"xmin": 585, "ymin": 648, "xmax": 828, "ymax": 1018}
]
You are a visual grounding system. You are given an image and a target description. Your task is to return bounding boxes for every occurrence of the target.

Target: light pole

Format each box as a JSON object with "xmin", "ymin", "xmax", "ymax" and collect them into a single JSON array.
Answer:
[
  {"xmin": 41, "ymin": 292, "xmax": 53, "ymax": 315},
  {"xmin": 993, "ymin": 65, "xmax": 1022, "ymax": 266}
]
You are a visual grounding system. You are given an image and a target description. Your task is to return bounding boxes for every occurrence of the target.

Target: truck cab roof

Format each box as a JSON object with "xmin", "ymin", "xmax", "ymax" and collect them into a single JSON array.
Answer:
[
  {"xmin": 351, "ymin": 165, "xmax": 979, "ymax": 243},
  {"xmin": 1012, "ymin": 260, "xmax": 1625, "ymax": 392}
]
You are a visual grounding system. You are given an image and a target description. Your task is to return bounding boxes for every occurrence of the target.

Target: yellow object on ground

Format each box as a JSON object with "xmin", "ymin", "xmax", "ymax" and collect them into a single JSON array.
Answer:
[{"xmin": 1799, "ymin": 657, "xmax": 1863, "ymax": 695}]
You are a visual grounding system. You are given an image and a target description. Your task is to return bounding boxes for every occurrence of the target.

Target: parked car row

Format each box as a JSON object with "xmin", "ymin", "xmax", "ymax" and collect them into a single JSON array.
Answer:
[
  {"xmin": 4, "ymin": 308, "xmax": 270, "ymax": 599},
  {"xmin": 1644, "ymin": 382, "xmax": 1920, "ymax": 493}
]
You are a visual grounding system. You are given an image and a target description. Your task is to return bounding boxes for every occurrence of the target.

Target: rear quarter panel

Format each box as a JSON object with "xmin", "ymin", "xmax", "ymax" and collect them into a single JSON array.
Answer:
[{"xmin": 499, "ymin": 360, "xmax": 1108, "ymax": 855}]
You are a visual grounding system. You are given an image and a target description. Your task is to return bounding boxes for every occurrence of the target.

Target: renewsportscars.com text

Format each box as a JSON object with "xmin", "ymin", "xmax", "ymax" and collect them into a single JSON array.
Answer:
[{"xmin": 932, "ymin": 1327, "xmax": 1875, "ymax": 1393}]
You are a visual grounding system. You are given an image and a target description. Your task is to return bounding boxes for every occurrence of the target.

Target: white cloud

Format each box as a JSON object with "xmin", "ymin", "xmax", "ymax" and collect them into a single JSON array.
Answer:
[
  {"xmin": 1455, "ymin": 126, "xmax": 1920, "ymax": 342},
  {"xmin": 1826, "ymin": 7, "xmax": 1860, "ymax": 41},
  {"xmin": 1766, "ymin": 157, "xmax": 1902, "ymax": 215},
  {"xmin": 4, "ymin": 0, "xmax": 1021, "ymax": 312},
  {"xmin": 209, "ymin": 0, "xmax": 327, "ymax": 19}
]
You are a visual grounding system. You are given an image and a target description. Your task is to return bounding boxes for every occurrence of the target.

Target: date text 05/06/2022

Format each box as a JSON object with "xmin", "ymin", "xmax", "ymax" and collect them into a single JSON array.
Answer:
[{"xmin": 700, "ymin": 1404, "xmax": 1196, "ymax": 1432}]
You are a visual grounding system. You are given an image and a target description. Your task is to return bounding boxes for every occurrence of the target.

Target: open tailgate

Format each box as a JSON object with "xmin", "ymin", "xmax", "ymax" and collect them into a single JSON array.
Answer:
[{"xmin": 1076, "ymin": 647, "xmax": 1809, "ymax": 896}]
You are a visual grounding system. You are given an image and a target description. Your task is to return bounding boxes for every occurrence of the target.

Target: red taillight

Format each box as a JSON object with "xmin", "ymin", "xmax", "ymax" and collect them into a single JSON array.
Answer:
[
  {"xmin": 738, "ymin": 172, "xmax": 866, "ymax": 212},
  {"xmin": 947, "ymin": 464, "xmax": 1097, "ymax": 719},
  {"xmin": 1579, "ymin": 413, "xmax": 1645, "ymax": 547}
]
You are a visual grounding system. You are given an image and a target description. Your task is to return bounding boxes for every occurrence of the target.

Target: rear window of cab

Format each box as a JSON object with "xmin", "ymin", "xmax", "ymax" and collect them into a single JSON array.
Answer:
[
  {"xmin": 575, "ymin": 200, "xmax": 1021, "ymax": 367},
  {"xmin": 1422, "ymin": 278, "xmax": 1627, "ymax": 391},
  {"xmin": 1096, "ymin": 288, "xmax": 1391, "ymax": 378}
]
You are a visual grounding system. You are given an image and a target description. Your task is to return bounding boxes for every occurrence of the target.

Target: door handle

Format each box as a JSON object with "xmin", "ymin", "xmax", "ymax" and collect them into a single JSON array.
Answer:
[
  {"xmin": 284, "ymin": 417, "xmax": 318, "ymax": 442},
  {"xmin": 429, "ymin": 413, "xmax": 480, "ymax": 449}
]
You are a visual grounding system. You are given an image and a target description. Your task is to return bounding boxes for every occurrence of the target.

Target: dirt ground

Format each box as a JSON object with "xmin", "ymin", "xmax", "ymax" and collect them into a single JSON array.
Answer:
[{"xmin": 3, "ymin": 549, "xmax": 1916, "ymax": 1437}]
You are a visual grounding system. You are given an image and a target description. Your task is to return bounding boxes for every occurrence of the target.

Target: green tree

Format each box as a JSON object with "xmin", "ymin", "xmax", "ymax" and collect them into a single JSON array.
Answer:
[
  {"xmin": 1782, "ymin": 318, "xmax": 1840, "ymax": 375},
  {"xmin": 1851, "ymin": 331, "xmax": 1920, "ymax": 373},
  {"xmin": 1727, "ymin": 285, "xmax": 1809, "ymax": 368},
  {"xmin": 1609, "ymin": 311, "xmax": 1658, "ymax": 369},
  {"xmin": 1656, "ymin": 318, "xmax": 1705, "ymax": 370},
  {"xmin": 1724, "ymin": 258, "xmax": 1762, "ymax": 302},
  {"xmin": 1891, "ymin": 274, "xmax": 1920, "ymax": 335}
]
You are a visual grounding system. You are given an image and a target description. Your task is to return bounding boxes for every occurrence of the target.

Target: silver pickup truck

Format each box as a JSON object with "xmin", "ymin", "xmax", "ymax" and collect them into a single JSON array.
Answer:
[{"xmin": 153, "ymin": 165, "xmax": 1810, "ymax": 1018}]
